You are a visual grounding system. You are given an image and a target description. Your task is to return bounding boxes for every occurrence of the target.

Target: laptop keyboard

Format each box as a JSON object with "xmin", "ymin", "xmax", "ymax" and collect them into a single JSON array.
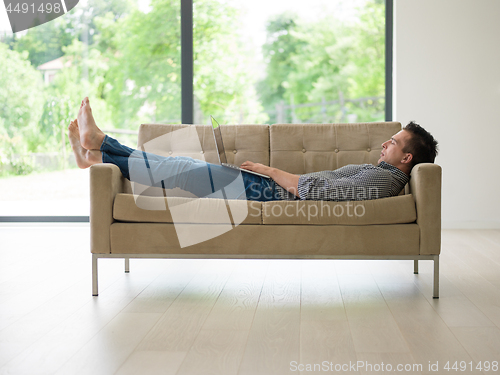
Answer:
[{"xmin": 222, "ymin": 163, "xmax": 240, "ymax": 170}]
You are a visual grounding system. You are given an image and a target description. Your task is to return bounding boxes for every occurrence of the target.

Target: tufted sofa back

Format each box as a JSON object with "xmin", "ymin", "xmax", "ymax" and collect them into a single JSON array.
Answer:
[
  {"xmin": 136, "ymin": 122, "xmax": 402, "ymax": 175},
  {"xmin": 137, "ymin": 123, "xmax": 270, "ymax": 165},
  {"xmin": 270, "ymin": 122, "xmax": 402, "ymax": 174}
]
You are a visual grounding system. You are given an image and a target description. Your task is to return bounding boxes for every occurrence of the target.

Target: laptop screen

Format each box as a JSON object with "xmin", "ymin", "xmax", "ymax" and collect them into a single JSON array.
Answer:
[{"xmin": 211, "ymin": 116, "xmax": 228, "ymax": 164}]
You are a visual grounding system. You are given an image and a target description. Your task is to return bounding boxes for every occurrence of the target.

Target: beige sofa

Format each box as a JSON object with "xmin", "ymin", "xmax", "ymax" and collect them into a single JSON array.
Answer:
[{"xmin": 90, "ymin": 122, "xmax": 441, "ymax": 297}]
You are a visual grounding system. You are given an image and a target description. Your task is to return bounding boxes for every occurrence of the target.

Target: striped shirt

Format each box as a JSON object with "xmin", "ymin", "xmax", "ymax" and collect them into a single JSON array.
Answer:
[{"xmin": 276, "ymin": 161, "xmax": 409, "ymax": 201}]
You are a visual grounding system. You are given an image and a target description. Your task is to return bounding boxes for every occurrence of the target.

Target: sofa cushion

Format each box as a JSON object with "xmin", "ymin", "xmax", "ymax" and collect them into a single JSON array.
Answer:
[
  {"xmin": 113, "ymin": 194, "xmax": 262, "ymax": 225},
  {"xmin": 261, "ymin": 195, "xmax": 416, "ymax": 225},
  {"xmin": 114, "ymin": 193, "xmax": 416, "ymax": 226}
]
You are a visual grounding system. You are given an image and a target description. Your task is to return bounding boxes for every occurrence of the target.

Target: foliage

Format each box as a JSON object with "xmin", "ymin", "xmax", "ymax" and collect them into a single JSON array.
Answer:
[
  {"xmin": 7, "ymin": 0, "xmax": 135, "ymax": 68},
  {"xmin": 7, "ymin": 156, "xmax": 35, "ymax": 176},
  {"xmin": 12, "ymin": 17, "xmax": 76, "ymax": 67},
  {"xmin": 75, "ymin": 0, "xmax": 136, "ymax": 45},
  {"xmin": 94, "ymin": 0, "xmax": 266, "ymax": 127},
  {"xmin": 256, "ymin": 13, "xmax": 305, "ymax": 122},
  {"xmin": 258, "ymin": 0, "xmax": 385, "ymax": 123},
  {"xmin": 0, "ymin": 45, "xmax": 45, "ymax": 176},
  {"xmin": 0, "ymin": 44, "xmax": 45, "ymax": 156},
  {"xmin": 94, "ymin": 0, "xmax": 182, "ymax": 128},
  {"xmin": 39, "ymin": 39, "xmax": 114, "ymax": 153},
  {"xmin": 345, "ymin": 0, "xmax": 385, "ymax": 99},
  {"xmin": 192, "ymin": 0, "xmax": 267, "ymax": 124},
  {"xmin": 1, "ymin": 0, "xmax": 386, "ymax": 178}
]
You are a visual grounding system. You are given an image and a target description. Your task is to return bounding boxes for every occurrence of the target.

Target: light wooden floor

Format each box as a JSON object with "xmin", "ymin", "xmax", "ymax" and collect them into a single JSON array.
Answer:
[{"xmin": 1, "ymin": 225, "xmax": 500, "ymax": 375}]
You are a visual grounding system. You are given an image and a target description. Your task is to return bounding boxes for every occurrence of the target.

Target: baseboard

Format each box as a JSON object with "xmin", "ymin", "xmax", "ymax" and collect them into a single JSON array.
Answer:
[{"xmin": 442, "ymin": 220, "xmax": 500, "ymax": 229}]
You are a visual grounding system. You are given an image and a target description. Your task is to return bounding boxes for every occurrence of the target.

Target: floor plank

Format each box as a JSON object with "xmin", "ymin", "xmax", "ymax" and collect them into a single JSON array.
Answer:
[
  {"xmin": 176, "ymin": 329, "xmax": 250, "ymax": 375},
  {"xmin": 378, "ymin": 283, "xmax": 484, "ymax": 374},
  {"xmin": 450, "ymin": 326, "xmax": 500, "ymax": 372},
  {"xmin": 338, "ymin": 274, "xmax": 410, "ymax": 354},
  {"xmin": 299, "ymin": 261, "xmax": 359, "ymax": 374},
  {"xmin": 115, "ymin": 351, "xmax": 187, "ymax": 375},
  {"xmin": 201, "ymin": 260, "xmax": 268, "ymax": 331},
  {"xmin": 53, "ymin": 312, "xmax": 163, "ymax": 375},
  {"xmin": 237, "ymin": 260, "xmax": 301, "ymax": 375},
  {"xmin": 135, "ymin": 261, "xmax": 234, "ymax": 352}
]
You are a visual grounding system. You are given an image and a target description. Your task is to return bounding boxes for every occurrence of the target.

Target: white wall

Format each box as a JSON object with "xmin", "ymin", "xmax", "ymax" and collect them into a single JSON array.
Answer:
[{"xmin": 395, "ymin": 0, "xmax": 500, "ymax": 228}]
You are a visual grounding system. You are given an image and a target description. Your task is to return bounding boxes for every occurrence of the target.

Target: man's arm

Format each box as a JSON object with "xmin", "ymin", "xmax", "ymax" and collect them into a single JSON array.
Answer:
[
  {"xmin": 297, "ymin": 169, "xmax": 390, "ymax": 201},
  {"xmin": 240, "ymin": 161, "xmax": 300, "ymax": 197}
]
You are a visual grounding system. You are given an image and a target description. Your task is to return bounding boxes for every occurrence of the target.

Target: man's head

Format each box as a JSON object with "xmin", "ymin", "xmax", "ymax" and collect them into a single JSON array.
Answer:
[{"xmin": 378, "ymin": 121, "xmax": 438, "ymax": 175}]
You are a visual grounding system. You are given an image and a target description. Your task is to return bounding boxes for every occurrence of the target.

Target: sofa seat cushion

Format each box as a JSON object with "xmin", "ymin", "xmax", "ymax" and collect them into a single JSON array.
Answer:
[
  {"xmin": 113, "ymin": 194, "xmax": 262, "ymax": 225},
  {"xmin": 262, "ymin": 195, "xmax": 416, "ymax": 225}
]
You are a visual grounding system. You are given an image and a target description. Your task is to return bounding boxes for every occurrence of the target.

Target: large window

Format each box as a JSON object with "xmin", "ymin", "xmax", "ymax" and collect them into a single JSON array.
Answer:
[
  {"xmin": 193, "ymin": 0, "xmax": 386, "ymax": 125},
  {"xmin": 0, "ymin": 0, "xmax": 388, "ymax": 219},
  {"xmin": 0, "ymin": 0, "xmax": 181, "ymax": 217}
]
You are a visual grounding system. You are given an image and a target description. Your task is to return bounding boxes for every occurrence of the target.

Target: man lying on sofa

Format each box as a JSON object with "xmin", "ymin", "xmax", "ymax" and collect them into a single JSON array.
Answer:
[{"xmin": 70, "ymin": 97, "xmax": 438, "ymax": 202}]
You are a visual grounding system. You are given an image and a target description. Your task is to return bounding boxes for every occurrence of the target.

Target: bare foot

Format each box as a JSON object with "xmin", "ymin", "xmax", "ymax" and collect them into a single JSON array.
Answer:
[
  {"xmin": 69, "ymin": 120, "xmax": 91, "ymax": 169},
  {"xmin": 68, "ymin": 119, "xmax": 103, "ymax": 168},
  {"xmin": 78, "ymin": 97, "xmax": 105, "ymax": 150}
]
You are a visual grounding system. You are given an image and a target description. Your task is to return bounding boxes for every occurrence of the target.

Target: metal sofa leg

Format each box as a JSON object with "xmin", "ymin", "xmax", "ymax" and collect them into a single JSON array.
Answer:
[
  {"xmin": 414, "ymin": 259, "xmax": 419, "ymax": 274},
  {"xmin": 125, "ymin": 258, "xmax": 130, "ymax": 273},
  {"xmin": 433, "ymin": 255, "xmax": 440, "ymax": 299},
  {"xmin": 92, "ymin": 254, "xmax": 99, "ymax": 296}
]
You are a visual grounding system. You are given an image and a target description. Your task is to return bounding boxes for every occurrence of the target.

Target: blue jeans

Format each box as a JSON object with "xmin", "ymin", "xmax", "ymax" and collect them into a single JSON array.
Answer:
[{"xmin": 100, "ymin": 135, "xmax": 282, "ymax": 202}]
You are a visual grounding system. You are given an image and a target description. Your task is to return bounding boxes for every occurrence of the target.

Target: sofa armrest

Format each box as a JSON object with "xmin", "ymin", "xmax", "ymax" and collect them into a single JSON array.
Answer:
[
  {"xmin": 409, "ymin": 163, "xmax": 442, "ymax": 255},
  {"xmin": 90, "ymin": 164, "xmax": 125, "ymax": 253}
]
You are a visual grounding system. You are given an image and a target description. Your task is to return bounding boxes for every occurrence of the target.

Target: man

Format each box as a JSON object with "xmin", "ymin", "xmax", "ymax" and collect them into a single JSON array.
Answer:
[{"xmin": 70, "ymin": 97, "xmax": 438, "ymax": 202}]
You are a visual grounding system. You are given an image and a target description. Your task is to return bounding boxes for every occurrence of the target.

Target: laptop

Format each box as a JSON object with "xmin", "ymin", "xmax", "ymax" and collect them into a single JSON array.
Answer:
[{"xmin": 210, "ymin": 116, "xmax": 270, "ymax": 179}]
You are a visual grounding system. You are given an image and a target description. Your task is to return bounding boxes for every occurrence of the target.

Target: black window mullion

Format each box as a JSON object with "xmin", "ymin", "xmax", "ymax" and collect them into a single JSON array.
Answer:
[
  {"xmin": 385, "ymin": 0, "xmax": 393, "ymax": 121},
  {"xmin": 181, "ymin": 0, "xmax": 193, "ymax": 124}
]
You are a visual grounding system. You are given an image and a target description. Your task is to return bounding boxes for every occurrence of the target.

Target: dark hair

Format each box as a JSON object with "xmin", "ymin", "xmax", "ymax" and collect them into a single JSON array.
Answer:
[{"xmin": 402, "ymin": 121, "xmax": 439, "ymax": 168}]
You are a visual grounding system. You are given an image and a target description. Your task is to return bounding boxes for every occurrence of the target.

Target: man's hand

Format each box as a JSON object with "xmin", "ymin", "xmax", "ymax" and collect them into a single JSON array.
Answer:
[
  {"xmin": 240, "ymin": 161, "xmax": 273, "ymax": 177},
  {"xmin": 240, "ymin": 161, "xmax": 300, "ymax": 198}
]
